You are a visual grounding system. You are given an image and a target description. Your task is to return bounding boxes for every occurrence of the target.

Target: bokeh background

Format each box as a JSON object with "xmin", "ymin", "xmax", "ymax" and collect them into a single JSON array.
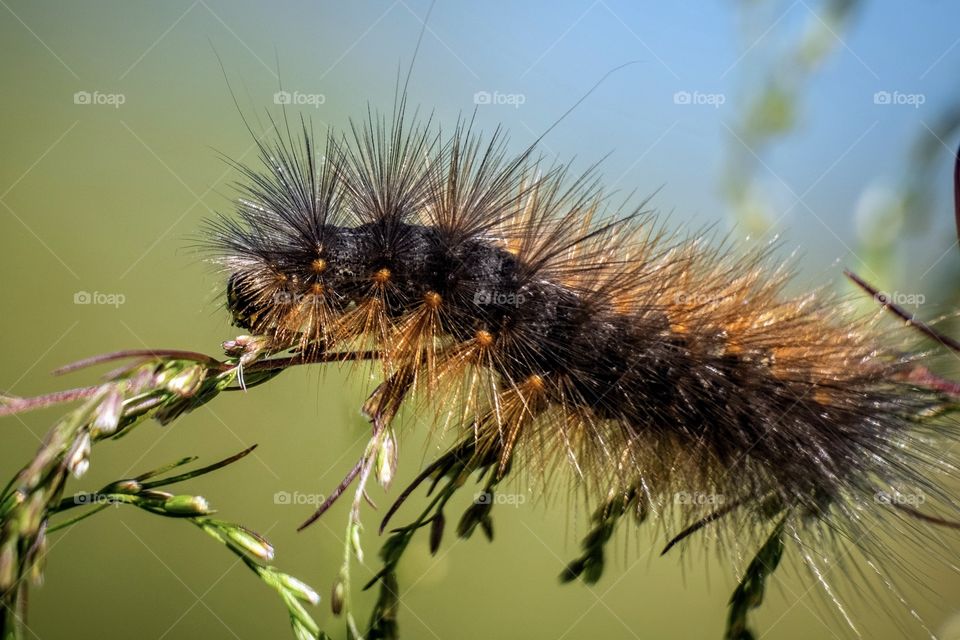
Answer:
[{"xmin": 2, "ymin": 1, "xmax": 960, "ymax": 638}]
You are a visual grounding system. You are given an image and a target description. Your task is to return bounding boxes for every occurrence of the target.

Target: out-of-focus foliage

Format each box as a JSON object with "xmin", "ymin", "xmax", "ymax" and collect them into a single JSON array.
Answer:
[
  {"xmin": 725, "ymin": 0, "xmax": 859, "ymax": 233},
  {"xmin": 725, "ymin": 0, "xmax": 960, "ymax": 336}
]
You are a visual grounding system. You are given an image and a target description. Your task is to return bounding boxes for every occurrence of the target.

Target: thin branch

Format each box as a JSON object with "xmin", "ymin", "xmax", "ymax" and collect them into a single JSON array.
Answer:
[
  {"xmin": 893, "ymin": 503, "xmax": 960, "ymax": 529},
  {"xmin": 661, "ymin": 499, "xmax": 746, "ymax": 556},
  {"xmin": 844, "ymin": 269, "xmax": 960, "ymax": 353},
  {"xmin": 954, "ymin": 139, "xmax": 959, "ymax": 245},
  {"xmin": 0, "ymin": 386, "xmax": 103, "ymax": 418},
  {"xmin": 243, "ymin": 350, "xmax": 381, "ymax": 374},
  {"xmin": 297, "ymin": 459, "xmax": 364, "ymax": 531},
  {"xmin": 52, "ymin": 349, "xmax": 223, "ymax": 375}
]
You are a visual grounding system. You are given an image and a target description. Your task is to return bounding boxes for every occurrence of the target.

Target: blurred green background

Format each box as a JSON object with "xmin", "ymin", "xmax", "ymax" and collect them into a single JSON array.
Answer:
[{"xmin": 2, "ymin": 1, "xmax": 960, "ymax": 638}]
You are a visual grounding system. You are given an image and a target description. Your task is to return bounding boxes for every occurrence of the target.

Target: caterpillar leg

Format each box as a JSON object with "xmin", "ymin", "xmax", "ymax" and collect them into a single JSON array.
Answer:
[{"xmin": 361, "ymin": 366, "xmax": 416, "ymax": 434}]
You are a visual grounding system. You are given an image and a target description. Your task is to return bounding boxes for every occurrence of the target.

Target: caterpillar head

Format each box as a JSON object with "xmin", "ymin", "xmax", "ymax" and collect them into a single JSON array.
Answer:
[{"xmin": 226, "ymin": 273, "xmax": 264, "ymax": 331}]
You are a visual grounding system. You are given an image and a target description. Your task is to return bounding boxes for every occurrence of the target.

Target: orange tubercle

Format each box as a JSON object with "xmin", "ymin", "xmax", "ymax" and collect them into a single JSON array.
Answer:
[{"xmin": 373, "ymin": 267, "xmax": 392, "ymax": 284}]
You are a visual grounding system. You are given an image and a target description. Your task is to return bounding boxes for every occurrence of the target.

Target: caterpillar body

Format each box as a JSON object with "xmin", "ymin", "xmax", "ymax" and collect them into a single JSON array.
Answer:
[{"xmin": 207, "ymin": 109, "xmax": 958, "ymax": 636}]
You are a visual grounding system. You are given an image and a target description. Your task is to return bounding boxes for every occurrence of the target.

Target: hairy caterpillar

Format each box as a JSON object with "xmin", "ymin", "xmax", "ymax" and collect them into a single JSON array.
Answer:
[
  {"xmin": 1, "ymin": 4, "xmax": 957, "ymax": 639},
  {"xmin": 203, "ymin": 93, "xmax": 960, "ymax": 636}
]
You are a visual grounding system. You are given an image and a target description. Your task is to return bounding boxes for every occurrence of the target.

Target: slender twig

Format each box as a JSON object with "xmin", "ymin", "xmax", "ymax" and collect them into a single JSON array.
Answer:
[
  {"xmin": 52, "ymin": 349, "xmax": 225, "ymax": 375},
  {"xmin": 892, "ymin": 503, "xmax": 960, "ymax": 529},
  {"xmin": 297, "ymin": 459, "xmax": 363, "ymax": 532},
  {"xmin": 0, "ymin": 386, "xmax": 104, "ymax": 418},
  {"xmin": 661, "ymin": 499, "xmax": 746, "ymax": 556},
  {"xmin": 954, "ymin": 139, "xmax": 959, "ymax": 245},
  {"xmin": 2, "ymin": 350, "xmax": 381, "ymax": 420},
  {"xmin": 844, "ymin": 269, "xmax": 960, "ymax": 353},
  {"xmin": 902, "ymin": 365, "xmax": 960, "ymax": 398},
  {"xmin": 244, "ymin": 350, "xmax": 380, "ymax": 373}
]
